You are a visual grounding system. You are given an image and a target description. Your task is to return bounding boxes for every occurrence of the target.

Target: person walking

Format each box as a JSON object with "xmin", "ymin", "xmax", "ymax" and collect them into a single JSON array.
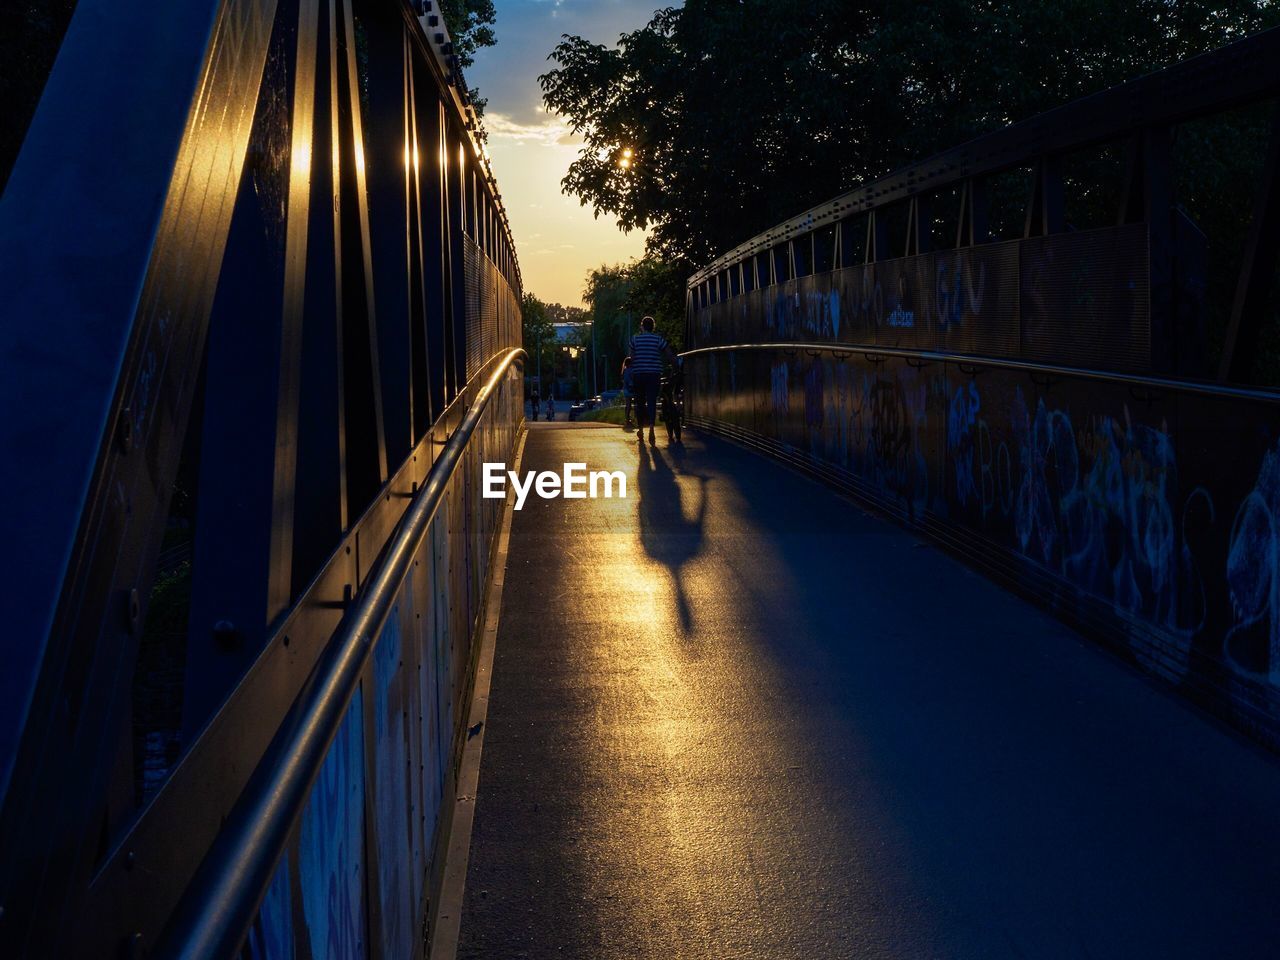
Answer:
[
  {"xmin": 545, "ymin": 395, "xmax": 555, "ymax": 421},
  {"xmin": 629, "ymin": 316, "xmax": 677, "ymax": 444},
  {"xmin": 529, "ymin": 387, "xmax": 540, "ymax": 422}
]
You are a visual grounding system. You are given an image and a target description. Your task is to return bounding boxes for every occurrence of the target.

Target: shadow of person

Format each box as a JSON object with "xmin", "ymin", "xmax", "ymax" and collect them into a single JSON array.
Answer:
[{"xmin": 636, "ymin": 442, "xmax": 709, "ymax": 633}]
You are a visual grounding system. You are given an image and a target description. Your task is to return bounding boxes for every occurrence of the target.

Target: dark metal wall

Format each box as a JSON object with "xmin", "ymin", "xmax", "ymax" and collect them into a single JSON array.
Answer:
[{"xmin": 0, "ymin": 0, "xmax": 522, "ymax": 956}]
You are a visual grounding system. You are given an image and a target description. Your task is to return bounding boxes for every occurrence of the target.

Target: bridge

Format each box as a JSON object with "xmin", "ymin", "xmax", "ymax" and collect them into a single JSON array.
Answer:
[{"xmin": 1, "ymin": 2, "xmax": 1279, "ymax": 959}]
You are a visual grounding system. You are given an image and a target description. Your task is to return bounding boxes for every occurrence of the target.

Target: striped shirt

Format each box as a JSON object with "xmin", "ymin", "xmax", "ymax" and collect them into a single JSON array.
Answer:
[{"xmin": 629, "ymin": 332, "xmax": 670, "ymax": 373}]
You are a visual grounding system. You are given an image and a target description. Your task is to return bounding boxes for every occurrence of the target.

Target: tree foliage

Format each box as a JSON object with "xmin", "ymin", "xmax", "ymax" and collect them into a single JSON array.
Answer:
[
  {"xmin": 540, "ymin": 0, "xmax": 1278, "ymax": 266},
  {"xmin": 623, "ymin": 255, "xmax": 686, "ymax": 348},
  {"xmin": 523, "ymin": 293, "xmax": 592, "ymax": 394},
  {"xmin": 0, "ymin": 0, "xmax": 79, "ymax": 193},
  {"xmin": 439, "ymin": 0, "xmax": 497, "ymax": 69},
  {"xmin": 521, "ymin": 291, "xmax": 556, "ymax": 377},
  {"xmin": 440, "ymin": 0, "xmax": 497, "ymax": 114},
  {"xmin": 583, "ymin": 254, "xmax": 688, "ymax": 383}
]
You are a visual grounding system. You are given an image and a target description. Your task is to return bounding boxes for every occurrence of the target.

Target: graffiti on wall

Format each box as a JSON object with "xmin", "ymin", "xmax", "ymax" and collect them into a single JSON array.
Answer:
[
  {"xmin": 1227, "ymin": 440, "xmax": 1280, "ymax": 686},
  {"xmin": 694, "ymin": 346, "xmax": 1280, "ymax": 747}
]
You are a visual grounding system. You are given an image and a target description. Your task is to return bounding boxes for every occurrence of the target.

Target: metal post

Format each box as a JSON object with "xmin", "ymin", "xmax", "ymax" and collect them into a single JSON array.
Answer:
[{"xmin": 1219, "ymin": 103, "xmax": 1280, "ymax": 382}]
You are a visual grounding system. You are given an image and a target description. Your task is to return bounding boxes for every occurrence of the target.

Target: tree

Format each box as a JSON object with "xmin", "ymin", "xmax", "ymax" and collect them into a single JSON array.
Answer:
[
  {"xmin": 546, "ymin": 303, "xmax": 589, "ymax": 326},
  {"xmin": 584, "ymin": 264, "xmax": 633, "ymax": 392},
  {"xmin": 624, "ymin": 255, "xmax": 686, "ymax": 349},
  {"xmin": 581, "ymin": 255, "xmax": 688, "ymax": 391},
  {"xmin": 521, "ymin": 292, "xmax": 556, "ymax": 388},
  {"xmin": 0, "ymin": 0, "xmax": 79, "ymax": 192},
  {"xmin": 440, "ymin": 0, "xmax": 497, "ymax": 113},
  {"xmin": 540, "ymin": 0, "xmax": 1278, "ymax": 266},
  {"xmin": 439, "ymin": 0, "xmax": 497, "ymax": 69}
]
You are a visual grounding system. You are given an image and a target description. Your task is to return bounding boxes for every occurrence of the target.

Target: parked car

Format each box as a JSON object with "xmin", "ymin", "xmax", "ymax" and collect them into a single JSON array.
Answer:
[
  {"xmin": 598, "ymin": 389, "xmax": 623, "ymax": 405},
  {"xmin": 568, "ymin": 398, "xmax": 598, "ymax": 421}
]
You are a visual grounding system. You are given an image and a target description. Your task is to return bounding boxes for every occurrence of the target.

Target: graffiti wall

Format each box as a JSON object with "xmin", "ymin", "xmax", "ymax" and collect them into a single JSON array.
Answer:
[{"xmin": 687, "ymin": 347, "xmax": 1280, "ymax": 751}]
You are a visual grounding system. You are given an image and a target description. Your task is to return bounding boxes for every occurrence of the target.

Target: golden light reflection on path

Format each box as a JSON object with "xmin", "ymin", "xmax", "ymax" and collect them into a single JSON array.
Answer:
[
  {"xmin": 498, "ymin": 424, "xmax": 878, "ymax": 957},
  {"xmin": 462, "ymin": 422, "xmax": 1280, "ymax": 959}
]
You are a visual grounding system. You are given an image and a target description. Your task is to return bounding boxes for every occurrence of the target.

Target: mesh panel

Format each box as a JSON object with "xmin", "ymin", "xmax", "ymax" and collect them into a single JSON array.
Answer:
[
  {"xmin": 690, "ymin": 225, "xmax": 1152, "ymax": 372},
  {"xmin": 463, "ymin": 238, "xmax": 483, "ymax": 379},
  {"xmin": 1019, "ymin": 225, "xmax": 1149, "ymax": 371}
]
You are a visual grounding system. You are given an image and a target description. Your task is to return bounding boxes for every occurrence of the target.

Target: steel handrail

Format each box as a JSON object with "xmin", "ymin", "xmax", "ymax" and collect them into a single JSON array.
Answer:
[
  {"xmin": 155, "ymin": 346, "xmax": 526, "ymax": 960},
  {"xmin": 678, "ymin": 342, "xmax": 1280, "ymax": 403}
]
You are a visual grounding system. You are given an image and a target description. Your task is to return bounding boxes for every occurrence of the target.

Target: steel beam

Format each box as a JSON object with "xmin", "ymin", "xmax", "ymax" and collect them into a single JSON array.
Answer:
[{"xmin": 1219, "ymin": 102, "xmax": 1280, "ymax": 383}]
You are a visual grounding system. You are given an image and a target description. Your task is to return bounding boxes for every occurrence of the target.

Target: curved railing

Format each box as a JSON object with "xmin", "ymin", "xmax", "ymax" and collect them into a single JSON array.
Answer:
[
  {"xmin": 154, "ymin": 347, "xmax": 524, "ymax": 959},
  {"xmin": 680, "ymin": 342, "xmax": 1280, "ymax": 402}
]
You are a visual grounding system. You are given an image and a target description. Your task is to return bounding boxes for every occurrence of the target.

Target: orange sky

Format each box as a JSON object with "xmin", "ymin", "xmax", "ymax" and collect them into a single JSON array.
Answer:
[
  {"xmin": 482, "ymin": 110, "xmax": 646, "ymax": 308},
  {"xmin": 467, "ymin": 1, "xmax": 663, "ymax": 308}
]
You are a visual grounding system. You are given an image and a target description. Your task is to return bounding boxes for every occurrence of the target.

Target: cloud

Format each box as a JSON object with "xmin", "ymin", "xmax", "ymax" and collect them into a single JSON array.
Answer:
[{"xmin": 484, "ymin": 111, "xmax": 578, "ymax": 147}]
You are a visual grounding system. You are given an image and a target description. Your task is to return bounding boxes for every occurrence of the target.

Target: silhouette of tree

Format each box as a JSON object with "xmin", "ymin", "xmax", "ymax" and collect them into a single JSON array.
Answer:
[
  {"xmin": 540, "ymin": 0, "xmax": 1278, "ymax": 265},
  {"xmin": 439, "ymin": 0, "xmax": 497, "ymax": 68}
]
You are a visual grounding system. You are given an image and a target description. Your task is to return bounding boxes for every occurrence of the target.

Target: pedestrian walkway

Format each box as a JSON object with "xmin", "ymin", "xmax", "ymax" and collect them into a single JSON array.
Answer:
[{"xmin": 458, "ymin": 422, "xmax": 1280, "ymax": 959}]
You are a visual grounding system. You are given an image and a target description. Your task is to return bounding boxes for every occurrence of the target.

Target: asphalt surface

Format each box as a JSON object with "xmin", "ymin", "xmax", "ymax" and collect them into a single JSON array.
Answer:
[{"xmin": 458, "ymin": 422, "xmax": 1280, "ymax": 959}]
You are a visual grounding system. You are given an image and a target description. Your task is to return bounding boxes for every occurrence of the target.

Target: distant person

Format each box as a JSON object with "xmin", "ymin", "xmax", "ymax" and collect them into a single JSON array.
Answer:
[
  {"xmin": 621, "ymin": 356, "xmax": 635, "ymax": 429},
  {"xmin": 530, "ymin": 388, "xmax": 540, "ymax": 422},
  {"xmin": 545, "ymin": 395, "xmax": 555, "ymax": 421},
  {"xmin": 629, "ymin": 316, "xmax": 677, "ymax": 444}
]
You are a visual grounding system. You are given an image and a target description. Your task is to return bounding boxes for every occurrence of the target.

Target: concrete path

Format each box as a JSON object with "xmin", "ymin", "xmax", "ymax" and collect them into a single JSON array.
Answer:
[{"xmin": 458, "ymin": 422, "xmax": 1280, "ymax": 959}]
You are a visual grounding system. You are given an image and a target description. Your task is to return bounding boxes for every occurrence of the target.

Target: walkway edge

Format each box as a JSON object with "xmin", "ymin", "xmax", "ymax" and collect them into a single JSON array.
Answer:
[{"xmin": 427, "ymin": 428, "xmax": 526, "ymax": 960}]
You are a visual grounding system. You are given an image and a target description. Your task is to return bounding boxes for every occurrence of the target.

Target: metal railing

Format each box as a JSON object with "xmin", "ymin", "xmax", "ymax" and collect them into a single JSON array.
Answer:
[
  {"xmin": 679, "ymin": 342, "xmax": 1280, "ymax": 403},
  {"xmin": 156, "ymin": 347, "xmax": 524, "ymax": 960}
]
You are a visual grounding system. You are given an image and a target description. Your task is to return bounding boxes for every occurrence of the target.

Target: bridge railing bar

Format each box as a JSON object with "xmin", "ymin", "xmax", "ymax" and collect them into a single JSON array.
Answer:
[
  {"xmin": 678, "ymin": 343, "xmax": 1280, "ymax": 404},
  {"xmin": 153, "ymin": 347, "xmax": 525, "ymax": 960}
]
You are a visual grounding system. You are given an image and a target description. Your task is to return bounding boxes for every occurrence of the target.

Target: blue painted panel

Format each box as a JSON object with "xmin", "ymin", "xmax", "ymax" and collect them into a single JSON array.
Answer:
[
  {"xmin": 245, "ymin": 851, "xmax": 294, "ymax": 960},
  {"xmin": 418, "ymin": 556, "xmax": 442, "ymax": 851},
  {"xmin": 434, "ymin": 517, "xmax": 454, "ymax": 791},
  {"xmin": 299, "ymin": 688, "xmax": 366, "ymax": 960},
  {"xmin": 374, "ymin": 596, "xmax": 412, "ymax": 960}
]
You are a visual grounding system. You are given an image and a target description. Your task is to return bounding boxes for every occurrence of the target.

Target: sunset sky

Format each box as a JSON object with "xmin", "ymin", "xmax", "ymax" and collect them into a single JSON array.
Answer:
[{"xmin": 467, "ymin": 0, "xmax": 666, "ymax": 308}]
